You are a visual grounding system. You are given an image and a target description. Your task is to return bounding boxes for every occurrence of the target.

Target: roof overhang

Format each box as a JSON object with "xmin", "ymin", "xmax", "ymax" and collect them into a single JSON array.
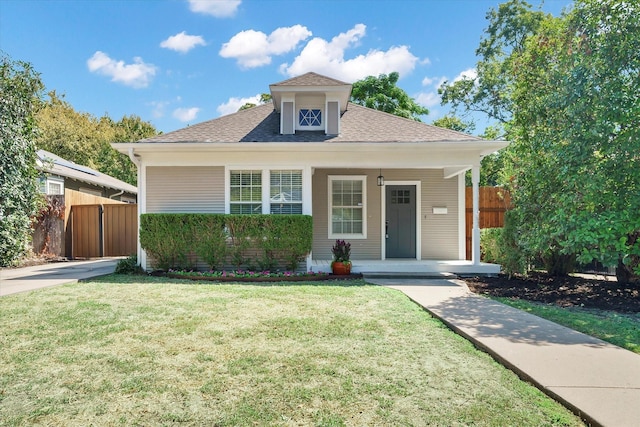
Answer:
[
  {"xmin": 112, "ymin": 140, "xmax": 508, "ymax": 171},
  {"xmin": 269, "ymin": 84, "xmax": 352, "ymax": 114}
]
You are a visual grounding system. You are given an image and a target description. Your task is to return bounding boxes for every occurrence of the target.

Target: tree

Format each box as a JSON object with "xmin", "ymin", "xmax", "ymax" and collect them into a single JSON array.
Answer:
[
  {"xmin": 351, "ymin": 72, "xmax": 428, "ymax": 121},
  {"xmin": 431, "ymin": 115, "xmax": 475, "ymax": 134},
  {"xmin": 104, "ymin": 115, "xmax": 159, "ymax": 185},
  {"xmin": 510, "ymin": 0, "xmax": 640, "ymax": 281},
  {"xmin": 238, "ymin": 93, "xmax": 272, "ymax": 111},
  {"xmin": 0, "ymin": 54, "xmax": 44, "ymax": 266},
  {"xmin": 441, "ymin": 0, "xmax": 640, "ymax": 281},
  {"xmin": 36, "ymin": 92, "xmax": 158, "ymax": 186},
  {"xmin": 439, "ymin": 0, "xmax": 548, "ymax": 125}
]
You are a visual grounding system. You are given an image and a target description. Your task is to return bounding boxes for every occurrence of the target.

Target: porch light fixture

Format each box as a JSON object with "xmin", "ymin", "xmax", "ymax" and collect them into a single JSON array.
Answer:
[{"xmin": 377, "ymin": 169, "xmax": 384, "ymax": 187}]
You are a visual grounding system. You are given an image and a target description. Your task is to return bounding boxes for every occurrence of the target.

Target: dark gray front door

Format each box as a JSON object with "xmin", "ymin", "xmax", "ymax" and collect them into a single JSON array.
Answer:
[{"xmin": 385, "ymin": 185, "xmax": 416, "ymax": 258}]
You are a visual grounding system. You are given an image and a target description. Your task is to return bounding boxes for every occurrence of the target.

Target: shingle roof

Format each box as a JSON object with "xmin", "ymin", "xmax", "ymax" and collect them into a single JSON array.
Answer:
[
  {"xmin": 140, "ymin": 103, "xmax": 481, "ymax": 144},
  {"xmin": 37, "ymin": 150, "xmax": 137, "ymax": 194},
  {"xmin": 270, "ymin": 72, "xmax": 350, "ymax": 87}
]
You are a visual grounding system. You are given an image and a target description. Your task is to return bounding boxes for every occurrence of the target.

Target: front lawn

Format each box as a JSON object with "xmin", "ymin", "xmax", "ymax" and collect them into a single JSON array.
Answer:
[
  {"xmin": 0, "ymin": 275, "xmax": 583, "ymax": 426},
  {"xmin": 492, "ymin": 298, "xmax": 640, "ymax": 354}
]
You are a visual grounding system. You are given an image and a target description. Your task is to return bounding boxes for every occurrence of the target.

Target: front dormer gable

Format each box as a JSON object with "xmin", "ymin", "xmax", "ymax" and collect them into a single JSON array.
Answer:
[{"xmin": 269, "ymin": 72, "xmax": 352, "ymax": 136}]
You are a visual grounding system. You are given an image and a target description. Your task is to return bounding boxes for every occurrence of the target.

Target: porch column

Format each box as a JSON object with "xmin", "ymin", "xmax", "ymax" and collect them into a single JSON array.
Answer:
[
  {"xmin": 304, "ymin": 166, "xmax": 313, "ymax": 271},
  {"xmin": 472, "ymin": 164, "xmax": 481, "ymax": 265}
]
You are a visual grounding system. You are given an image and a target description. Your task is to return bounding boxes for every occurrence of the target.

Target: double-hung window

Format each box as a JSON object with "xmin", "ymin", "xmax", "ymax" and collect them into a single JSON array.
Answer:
[
  {"xmin": 270, "ymin": 170, "xmax": 302, "ymax": 214},
  {"xmin": 230, "ymin": 169, "xmax": 304, "ymax": 215},
  {"xmin": 329, "ymin": 176, "xmax": 366, "ymax": 238},
  {"xmin": 230, "ymin": 170, "xmax": 262, "ymax": 214}
]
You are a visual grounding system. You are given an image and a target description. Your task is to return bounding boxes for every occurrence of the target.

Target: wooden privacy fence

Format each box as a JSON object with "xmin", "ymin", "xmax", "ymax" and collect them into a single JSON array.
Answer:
[
  {"xmin": 71, "ymin": 204, "xmax": 138, "ymax": 258},
  {"xmin": 465, "ymin": 187, "xmax": 512, "ymax": 260}
]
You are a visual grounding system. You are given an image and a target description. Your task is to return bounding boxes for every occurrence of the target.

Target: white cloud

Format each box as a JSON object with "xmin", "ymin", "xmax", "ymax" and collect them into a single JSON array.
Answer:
[
  {"xmin": 87, "ymin": 51, "xmax": 156, "ymax": 88},
  {"xmin": 216, "ymin": 94, "xmax": 263, "ymax": 116},
  {"xmin": 219, "ymin": 25, "xmax": 312, "ymax": 69},
  {"xmin": 188, "ymin": 0, "xmax": 241, "ymax": 17},
  {"xmin": 415, "ymin": 91, "xmax": 441, "ymax": 108},
  {"xmin": 422, "ymin": 76, "xmax": 446, "ymax": 87},
  {"xmin": 148, "ymin": 100, "xmax": 169, "ymax": 118},
  {"xmin": 454, "ymin": 68, "xmax": 477, "ymax": 82},
  {"xmin": 160, "ymin": 31, "xmax": 206, "ymax": 53},
  {"xmin": 280, "ymin": 24, "xmax": 419, "ymax": 82},
  {"xmin": 173, "ymin": 107, "xmax": 201, "ymax": 122}
]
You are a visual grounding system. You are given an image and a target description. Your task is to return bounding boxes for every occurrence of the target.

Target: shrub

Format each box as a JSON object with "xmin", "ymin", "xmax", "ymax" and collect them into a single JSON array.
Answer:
[
  {"xmin": 115, "ymin": 254, "xmax": 143, "ymax": 274},
  {"xmin": 139, "ymin": 214, "xmax": 194, "ymax": 271},
  {"xmin": 140, "ymin": 214, "xmax": 312, "ymax": 271},
  {"xmin": 480, "ymin": 212, "xmax": 528, "ymax": 277}
]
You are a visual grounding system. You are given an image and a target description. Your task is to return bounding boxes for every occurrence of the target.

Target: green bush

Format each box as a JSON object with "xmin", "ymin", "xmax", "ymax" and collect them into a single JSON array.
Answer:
[
  {"xmin": 139, "ymin": 214, "xmax": 195, "ymax": 271},
  {"xmin": 114, "ymin": 254, "xmax": 143, "ymax": 274},
  {"xmin": 480, "ymin": 212, "xmax": 528, "ymax": 277},
  {"xmin": 480, "ymin": 228, "xmax": 502, "ymax": 264},
  {"xmin": 139, "ymin": 214, "xmax": 313, "ymax": 271}
]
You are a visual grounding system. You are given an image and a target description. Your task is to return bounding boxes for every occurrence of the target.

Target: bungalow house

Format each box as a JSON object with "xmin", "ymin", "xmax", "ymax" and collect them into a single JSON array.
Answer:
[
  {"xmin": 112, "ymin": 72, "xmax": 508, "ymax": 274},
  {"xmin": 37, "ymin": 149, "xmax": 137, "ymax": 202}
]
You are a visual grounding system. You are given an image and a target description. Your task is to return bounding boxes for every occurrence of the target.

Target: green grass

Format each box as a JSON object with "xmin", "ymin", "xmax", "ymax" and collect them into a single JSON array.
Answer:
[
  {"xmin": 493, "ymin": 297, "xmax": 640, "ymax": 354},
  {"xmin": 0, "ymin": 274, "xmax": 584, "ymax": 426}
]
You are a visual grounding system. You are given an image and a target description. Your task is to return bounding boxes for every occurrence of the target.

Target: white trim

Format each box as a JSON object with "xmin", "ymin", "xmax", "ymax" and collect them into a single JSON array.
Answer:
[
  {"xmin": 458, "ymin": 173, "xmax": 466, "ymax": 260},
  {"xmin": 471, "ymin": 165, "xmax": 481, "ymax": 265},
  {"xmin": 302, "ymin": 166, "xmax": 313, "ymax": 215},
  {"xmin": 139, "ymin": 161, "xmax": 147, "ymax": 269},
  {"xmin": 296, "ymin": 107, "xmax": 324, "ymax": 131},
  {"xmin": 45, "ymin": 176, "xmax": 65, "ymax": 195},
  {"xmin": 225, "ymin": 166, "xmax": 307, "ymax": 215},
  {"xmin": 328, "ymin": 175, "xmax": 368, "ymax": 240},
  {"xmin": 380, "ymin": 180, "xmax": 421, "ymax": 260}
]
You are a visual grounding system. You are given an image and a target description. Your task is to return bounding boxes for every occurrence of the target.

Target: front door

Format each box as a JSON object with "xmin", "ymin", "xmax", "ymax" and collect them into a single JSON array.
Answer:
[{"xmin": 385, "ymin": 185, "xmax": 416, "ymax": 258}]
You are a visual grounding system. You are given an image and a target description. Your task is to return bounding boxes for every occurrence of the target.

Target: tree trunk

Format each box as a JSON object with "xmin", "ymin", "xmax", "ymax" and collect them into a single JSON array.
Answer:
[{"xmin": 544, "ymin": 251, "xmax": 575, "ymax": 277}]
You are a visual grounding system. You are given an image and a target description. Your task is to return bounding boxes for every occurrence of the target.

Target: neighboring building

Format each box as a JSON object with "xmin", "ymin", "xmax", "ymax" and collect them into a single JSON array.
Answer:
[
  {"xmin": 37, "ymin": 149, "xmax": 137, "ymax": 203},
  {"xmin": 112, "ymin": 72, "xmax": 508, "ymax": 274}
]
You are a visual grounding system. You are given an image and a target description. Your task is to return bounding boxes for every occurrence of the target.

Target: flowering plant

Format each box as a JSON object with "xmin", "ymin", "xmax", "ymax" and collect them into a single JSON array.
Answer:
[
  {"xmin": 331, "ymin": 239, "xmax": 351, "ymax": 264},
  {"xmin": 167, "ymin": 269, "xmax": 327, "ymax": 279}
]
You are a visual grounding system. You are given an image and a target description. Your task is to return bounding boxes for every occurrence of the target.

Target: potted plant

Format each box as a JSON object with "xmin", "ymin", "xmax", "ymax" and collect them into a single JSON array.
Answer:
[{"xmin": 331, "ymin": 239, "xmax": 352, "ymax": 275}]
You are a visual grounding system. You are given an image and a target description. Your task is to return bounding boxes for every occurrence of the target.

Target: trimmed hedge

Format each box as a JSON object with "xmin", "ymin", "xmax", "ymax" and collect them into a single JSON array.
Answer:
[{"xmin": 139, "ymin": 214, "xmax": 313, "ymax": 271}]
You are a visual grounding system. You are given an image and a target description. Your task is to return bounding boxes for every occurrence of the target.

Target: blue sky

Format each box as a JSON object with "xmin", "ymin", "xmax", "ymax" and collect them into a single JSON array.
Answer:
[{"xmin": 1, "ymin": 0, "xmax": 571, "ymax": 135}]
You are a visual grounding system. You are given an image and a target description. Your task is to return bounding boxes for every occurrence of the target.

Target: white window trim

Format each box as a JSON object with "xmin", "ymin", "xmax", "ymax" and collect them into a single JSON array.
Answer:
[
  {"xmin": 227, "ymin": 169, "xmax": 264, "ymax": 214},
  {"xmin": 225, "ymin": 167, "xmax": 307, "ymax": 215},
  {"xmin": 269, "ymin": 169, "xmax": 303, "ymax": 215},
  {"xmin": 328, "ymin": 175, "xmax": 367, "ymax": 240},
  {"xmin": 297, "ymin": 107, "xmax": 324, "ymax": 131}
]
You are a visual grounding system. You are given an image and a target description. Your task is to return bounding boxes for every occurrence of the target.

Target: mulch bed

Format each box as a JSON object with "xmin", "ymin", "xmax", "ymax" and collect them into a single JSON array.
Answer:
[{"xmin": 465, "ymin": 272, "xmax": 639, "ymax": 314}]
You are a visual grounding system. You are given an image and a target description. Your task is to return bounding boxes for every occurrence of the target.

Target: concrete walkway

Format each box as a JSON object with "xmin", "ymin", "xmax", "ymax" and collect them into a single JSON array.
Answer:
[
  {"xmin": 0, "ymin": 258, "xmax": 119, "ymax": 296},
  {"xmin": 365, "ymin": 277, "xmax": 640, "ymax": 427}
]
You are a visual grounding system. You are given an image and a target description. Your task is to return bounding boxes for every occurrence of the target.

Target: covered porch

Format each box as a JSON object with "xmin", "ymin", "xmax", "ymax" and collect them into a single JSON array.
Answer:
[{"xmin": 310, "ymin": 259, "xmax": 500, "ymax": 276}]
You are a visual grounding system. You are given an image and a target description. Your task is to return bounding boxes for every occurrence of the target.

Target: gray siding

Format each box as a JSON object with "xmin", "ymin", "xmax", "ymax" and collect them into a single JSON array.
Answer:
[
  {"xmin": 312, "ymin": 169, "xmax": 382, "ymax": 260},
  {"xmin": 327, "ymin": 101, "xmax": 339, "ymax": 135},
  {"xmin": 419, "ymin": 170, "xmax": 459, "ymax": 260},
  {"xmin": 146, "ymin": 166, "xmax": 224, "ymax": 213},
  {"xmin": 312, "ymin": 168, "xmax": 459, "ymax": 261},
  {"xmin": 282, "ymin": 102, "xmax": 294, "ymax": 134}
]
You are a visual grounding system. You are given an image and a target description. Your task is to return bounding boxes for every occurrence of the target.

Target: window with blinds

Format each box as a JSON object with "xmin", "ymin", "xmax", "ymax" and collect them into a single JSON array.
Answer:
[{"xmin": 270, "ymin": 170, "xmax": 302, "ymax": 214}]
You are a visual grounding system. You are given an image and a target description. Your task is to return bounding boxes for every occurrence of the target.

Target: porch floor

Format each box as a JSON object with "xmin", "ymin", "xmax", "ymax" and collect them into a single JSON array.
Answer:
[{"xmin": 310, "ymin": 259, "xmax": 500, "ymax": 276}]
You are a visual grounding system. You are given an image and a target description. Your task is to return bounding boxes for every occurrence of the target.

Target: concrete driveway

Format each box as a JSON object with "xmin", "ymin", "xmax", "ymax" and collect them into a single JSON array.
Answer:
[{"xmin": 0, "ymin": 258, "xmax": 119, "ymax": 296}]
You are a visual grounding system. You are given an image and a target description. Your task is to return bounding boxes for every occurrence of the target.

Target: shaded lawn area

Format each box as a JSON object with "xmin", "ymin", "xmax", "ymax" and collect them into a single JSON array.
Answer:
[
  {"xmin": 0, "ymin": 275, "xmax": 583, "ymax": 426},
  {"xmin": 490, "ymin": 298, "xmax": 640, "ymax": 354}
]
